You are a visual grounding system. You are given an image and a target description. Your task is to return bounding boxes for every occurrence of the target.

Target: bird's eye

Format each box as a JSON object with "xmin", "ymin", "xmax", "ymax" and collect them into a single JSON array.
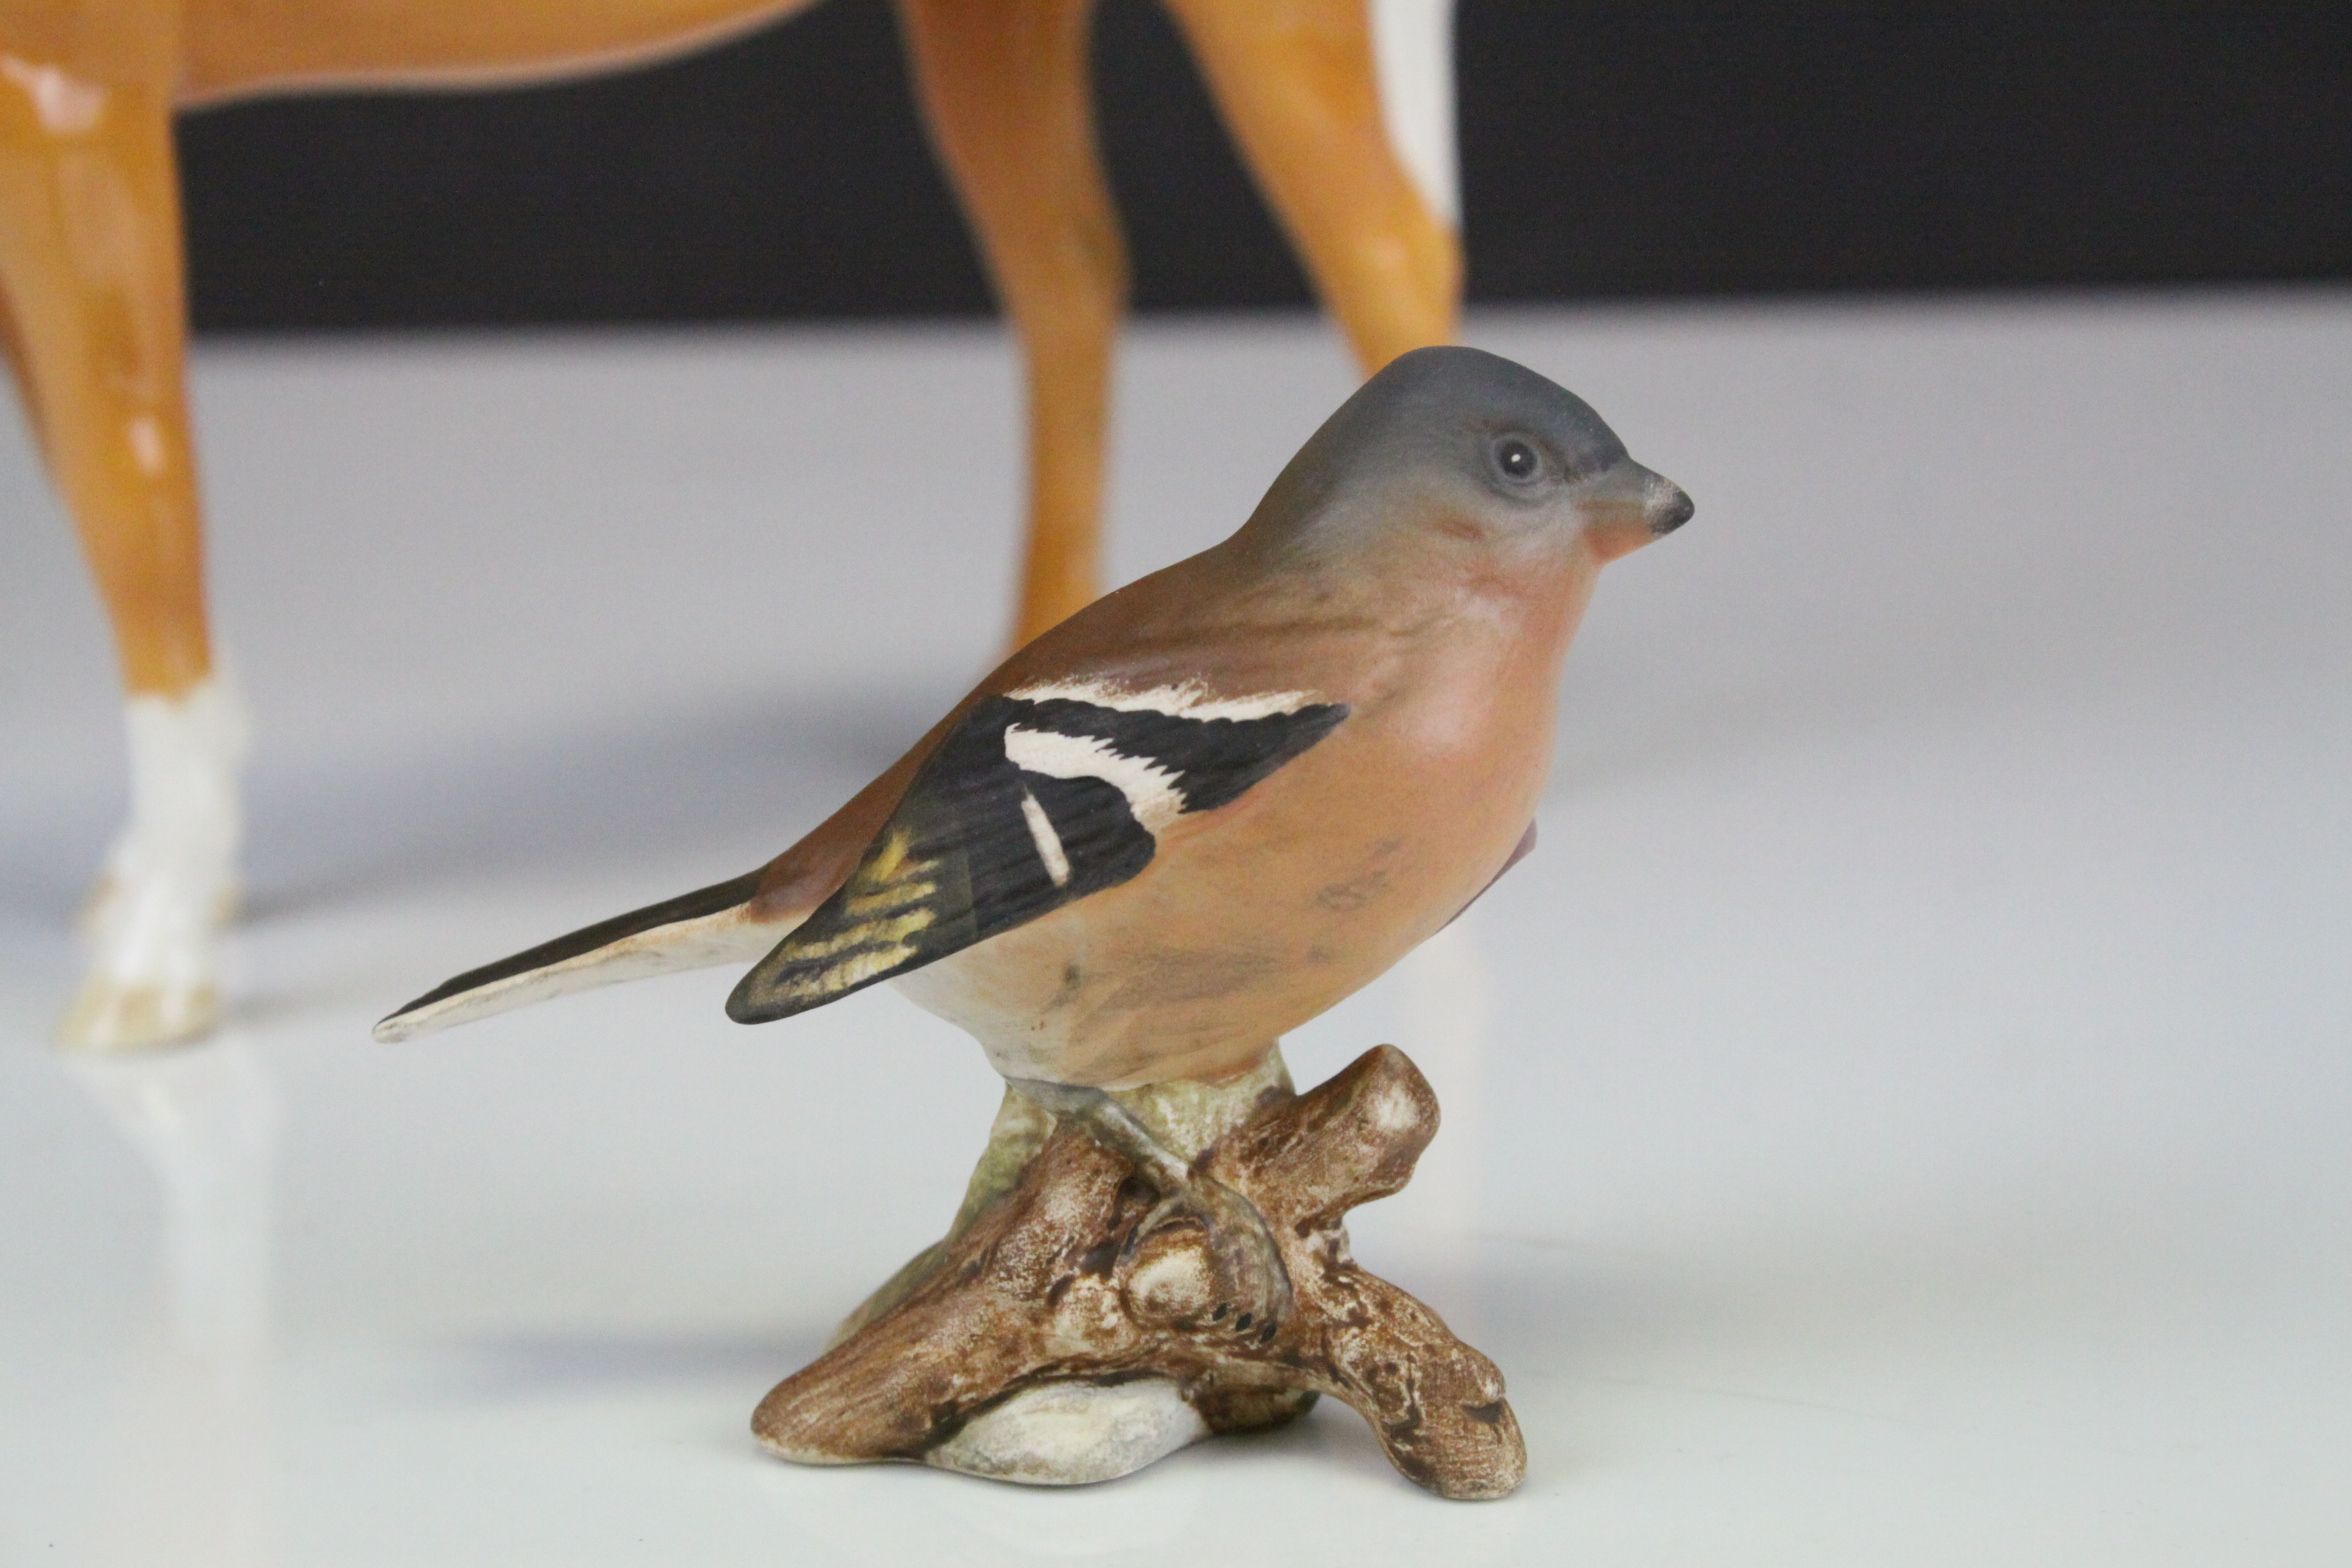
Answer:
[{"xmin": 1490, "ymin": 436, "xmax": 1541, "ymax": 485}]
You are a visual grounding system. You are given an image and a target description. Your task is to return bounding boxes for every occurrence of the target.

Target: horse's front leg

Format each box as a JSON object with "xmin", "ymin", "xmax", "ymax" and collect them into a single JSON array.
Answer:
[
  {"xmin": 898, "ymin": 0, "xmax": 1128, "ymax": 647},
  {"xmin": 1163, "ymin": 0, "xmax": 1462, "ymax": 374},
  {"xmin": 0, "ymin": 54, "xmax": 243, "ymax": 1049}
]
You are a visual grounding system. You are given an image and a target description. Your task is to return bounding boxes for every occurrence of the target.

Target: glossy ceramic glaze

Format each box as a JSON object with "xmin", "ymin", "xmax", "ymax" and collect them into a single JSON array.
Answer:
[{"xmin": 357, "ymin": 348, "xmax": 1682, "ymax": 1493}]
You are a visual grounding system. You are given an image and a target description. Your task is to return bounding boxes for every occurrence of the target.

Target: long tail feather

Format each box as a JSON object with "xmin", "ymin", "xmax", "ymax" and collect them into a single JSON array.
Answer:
[{"xmin": 374, "ymin": 872, "xmax": 773, "ymax": 1042}]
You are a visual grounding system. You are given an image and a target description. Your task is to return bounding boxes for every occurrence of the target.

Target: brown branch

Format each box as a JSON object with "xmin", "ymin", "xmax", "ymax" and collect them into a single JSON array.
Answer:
[{"xmin": 753, "ymin": 1045, "xmax": 1525, "ymax": 1500}]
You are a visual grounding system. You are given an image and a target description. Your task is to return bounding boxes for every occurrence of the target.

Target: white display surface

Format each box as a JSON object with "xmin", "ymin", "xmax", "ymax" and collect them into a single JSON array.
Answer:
[{"xmin": 3, "ymin": 297, "xmax": 2346, "ymax": 1565}]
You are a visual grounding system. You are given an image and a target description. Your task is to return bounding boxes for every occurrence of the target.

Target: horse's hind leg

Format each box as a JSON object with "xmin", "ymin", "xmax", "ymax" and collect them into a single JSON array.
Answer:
[
  {"xmin": 899, "ymin": 0, "xmax": 1128, "ymax": 646},
  {"xmin": 1162, "ymin": 0, "xmax": 1461, "ymax": 374},
  {"xmin": 0, "ymin": 63, "xmax": 242, "ymax": 1050}
]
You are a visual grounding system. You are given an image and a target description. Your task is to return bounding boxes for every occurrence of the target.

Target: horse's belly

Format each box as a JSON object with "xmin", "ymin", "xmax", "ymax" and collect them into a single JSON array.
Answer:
[{"xmin": 182, "ymin": 0, "xmax": 816, "ymax": 102}]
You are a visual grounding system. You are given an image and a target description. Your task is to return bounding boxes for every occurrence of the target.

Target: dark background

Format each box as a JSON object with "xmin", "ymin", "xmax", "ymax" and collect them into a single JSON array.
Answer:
[{"xmin": 179, "ymin": 1, "xmax": 2352, "ymax": 334}]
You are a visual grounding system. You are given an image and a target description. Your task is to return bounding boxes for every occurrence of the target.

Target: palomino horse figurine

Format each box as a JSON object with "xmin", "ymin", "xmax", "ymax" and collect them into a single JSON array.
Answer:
[{"xmin": 0, "ymin": 0, "xmax": 1461, "ymax": 1050}]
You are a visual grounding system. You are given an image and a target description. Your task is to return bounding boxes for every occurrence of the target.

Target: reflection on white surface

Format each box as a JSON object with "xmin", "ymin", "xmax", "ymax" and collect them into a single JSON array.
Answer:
[
  {"xmin": 1394, "ymin": 918, "xmax": 1496, "ymax": 1268},
  {"xmin": 869, "ymin": 1447, "xmax": 1209, "ymax": 1562},
  {"xmin": 66, "ymin": 1040, "xmax": 281, "ymax": 1567}
]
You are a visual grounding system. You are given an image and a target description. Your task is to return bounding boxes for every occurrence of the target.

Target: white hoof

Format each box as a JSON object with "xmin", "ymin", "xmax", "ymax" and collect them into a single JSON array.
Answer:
[
  {"xmin": 58, "ymin": 977, "xmax": 221, "ymax": 1052},
  {"xmin": 79, "ymin": 871, "xmax": 240, "ymax": 940},
  {"xmin": 62, "ymin": 676, "xmax": 248, "ymax": 1054}
]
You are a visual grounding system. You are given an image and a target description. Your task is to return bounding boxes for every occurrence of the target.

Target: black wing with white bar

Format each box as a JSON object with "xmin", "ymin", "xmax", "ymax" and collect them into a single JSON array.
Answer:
[{"xmin": 725, "ymin": 685, "xmax": 1347, "ymax": 1023}]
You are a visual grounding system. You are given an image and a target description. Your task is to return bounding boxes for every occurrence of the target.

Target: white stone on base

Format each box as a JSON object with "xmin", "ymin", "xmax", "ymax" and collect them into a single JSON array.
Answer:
[
  {"xmin": 62, "ymin": 673, "xmax": 249, "ymax": 1051},
  {"xmin": 926, "ymin": 1379, "xmax": 1211, "ymax": 1487}
]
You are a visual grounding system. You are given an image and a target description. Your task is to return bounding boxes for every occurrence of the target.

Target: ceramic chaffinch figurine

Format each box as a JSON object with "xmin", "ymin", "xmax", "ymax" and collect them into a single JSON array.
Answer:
[{"xmin": 379, "ymin": 345, "xmax": 1692, "ymax": 1324}]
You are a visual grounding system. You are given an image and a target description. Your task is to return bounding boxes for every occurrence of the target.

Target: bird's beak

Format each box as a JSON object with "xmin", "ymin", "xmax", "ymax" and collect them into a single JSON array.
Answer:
[{"xmin": 1584, "ymin": 462, "xmax": 1695, "ymax": 561}]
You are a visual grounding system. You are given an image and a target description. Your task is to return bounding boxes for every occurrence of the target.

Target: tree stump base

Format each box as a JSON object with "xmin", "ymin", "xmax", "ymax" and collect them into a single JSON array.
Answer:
[{"xmin": 753, "ymin": 1045, "xmax": 1525, "ymax": 1500}]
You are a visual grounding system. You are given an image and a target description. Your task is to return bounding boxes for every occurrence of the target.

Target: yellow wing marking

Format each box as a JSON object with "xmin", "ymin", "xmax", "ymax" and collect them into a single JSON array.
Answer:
[{"xmin": 765, "ymin": 829, "xmax": 943, "ymax": 1005}]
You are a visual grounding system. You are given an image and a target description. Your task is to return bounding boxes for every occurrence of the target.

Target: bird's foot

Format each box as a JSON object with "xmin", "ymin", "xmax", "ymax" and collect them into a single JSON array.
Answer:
[{"xmin": 1136, "ymin": 1175, "xmax": 1292, "ymax": 1339}]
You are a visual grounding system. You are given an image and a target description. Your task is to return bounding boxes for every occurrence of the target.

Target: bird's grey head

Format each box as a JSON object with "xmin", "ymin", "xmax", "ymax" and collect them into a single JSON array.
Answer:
[{"xmin": 1248, "ymin": 345, "xmax": 1693, "ymax": 565}]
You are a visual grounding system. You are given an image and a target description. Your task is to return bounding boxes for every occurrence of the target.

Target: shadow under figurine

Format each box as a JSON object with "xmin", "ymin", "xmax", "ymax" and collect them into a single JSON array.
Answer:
[{"xmin": 379, "ymin": 345, "xmax": 1694, "ymax": 1497}]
